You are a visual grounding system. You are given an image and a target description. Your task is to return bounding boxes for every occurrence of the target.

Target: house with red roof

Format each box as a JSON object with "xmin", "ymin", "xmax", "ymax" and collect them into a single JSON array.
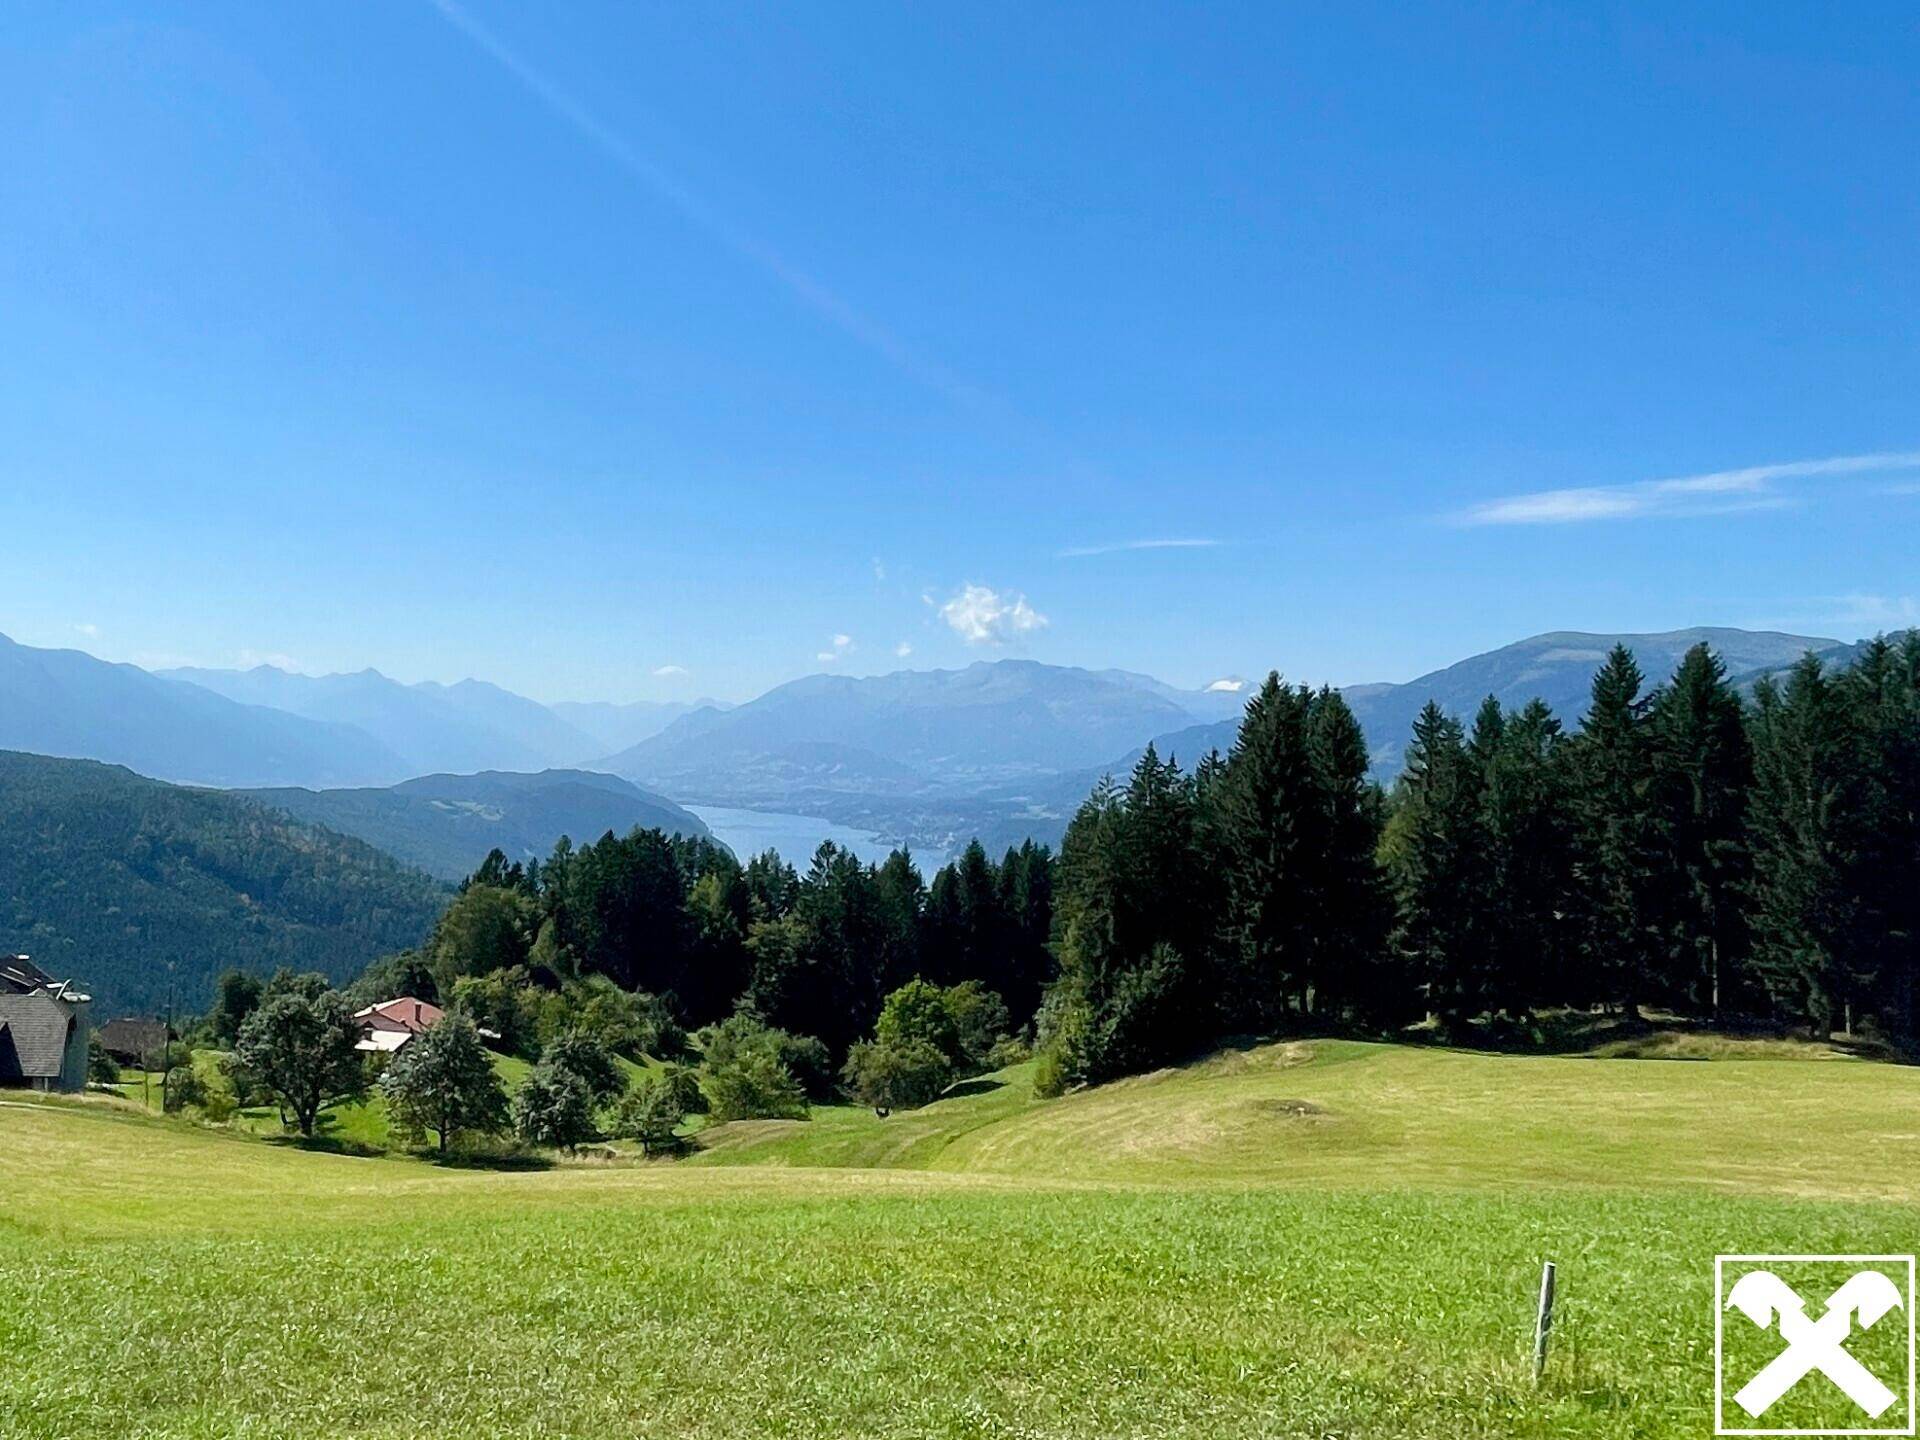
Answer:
[{"xmin": 353, "ymin": 996, "xmax": 445, "ymax": 1054}]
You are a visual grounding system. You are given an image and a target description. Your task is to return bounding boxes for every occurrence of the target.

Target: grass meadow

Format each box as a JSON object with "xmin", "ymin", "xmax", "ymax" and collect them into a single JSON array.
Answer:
[{"xmin": 6, "ymin": 1037, "xmax": 1918, "ymax": 1438}]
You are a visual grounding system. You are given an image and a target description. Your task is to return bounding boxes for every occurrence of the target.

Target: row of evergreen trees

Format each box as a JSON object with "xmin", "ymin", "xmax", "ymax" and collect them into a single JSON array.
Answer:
[
  {"xmin": 1044, "ymin": 635, "xmax": 1920, "ymax": 1084},
  {"xmin": 403, "ymin": 633, "xmax": 1915, "ymax": 1095},
  {"xmin": 422, "ymin": 823, "xmax": 1053, "ymax": 1061}
]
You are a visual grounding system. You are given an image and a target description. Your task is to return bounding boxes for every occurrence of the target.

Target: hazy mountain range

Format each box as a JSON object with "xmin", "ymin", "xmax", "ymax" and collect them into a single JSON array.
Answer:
[
  {"xmin": 0, "ymin": 623, "xmax": 1876, "ymax": 860},
  {"xmin": 242, "ymin": 770, "xmax": 712, "ymax": 882}
]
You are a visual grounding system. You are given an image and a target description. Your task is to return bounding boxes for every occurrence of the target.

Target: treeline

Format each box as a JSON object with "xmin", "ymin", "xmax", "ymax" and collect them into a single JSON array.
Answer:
[
  {"xmin": 1045, "ymin": 636, "xmax": 1920, "ymax": 1086},
  {"xmin": 379, "ymin": 824, "xmax": 1053, "ymax": 1065},
  {"xmin": 349, "ymin": 632, "xmax": 1916, "ymax": 1116}
]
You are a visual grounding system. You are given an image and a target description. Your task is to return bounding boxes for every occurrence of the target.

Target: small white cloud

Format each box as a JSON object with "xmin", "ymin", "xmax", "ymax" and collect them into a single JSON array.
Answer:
[
  {"xmin": 74, "ymin": 622, "xmax": 100, "ymax": 638},
  {"xmin": 1058, "ymin": 538, "xmax": 1222, "ymax": 559},
  {"xmin": 817, "ymin": 651, "xmax": 841, "ymax": 664},
  {"xmin": 652, "ymin": 664, "xmax": 689, "ymax": 678},
  {"xmin": 872, "ymin": 558, "xmax": 887, "ymax": 582},
  {"xmin": 832, "ymin": 633, "xmax": 853, "ymax": 650},
  {"xmin": 938, "ymin": 583, "xmax": 1048, "ymax": 646},
  {"xmin": 1454, "ymin": 451, "xmax": 1920, "ymax": 527},
  {"xmin": 895, "ymin": 641, "xmax": 914, "ymax": 659},
  {"xmin": 1205, "ymin": 676, "xmax": 1246, "ymax": 693}
]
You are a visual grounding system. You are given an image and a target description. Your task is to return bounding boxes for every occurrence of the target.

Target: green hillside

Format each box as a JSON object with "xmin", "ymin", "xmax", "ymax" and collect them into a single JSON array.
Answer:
[
  {"xmin": 689, "ymin": 1035, "xmax": 1919, "ymax": 1196},
  {"xmin": 5, "ymin": 1039, "xmax": 1917, "ymax": 1438},
  {"xmin": 0, "ymin": 750, "xmax": 447, "ymax": 1014},
  {"xmin": 242, "ymin": 768, "xmax": 714, "ymax": 881}
]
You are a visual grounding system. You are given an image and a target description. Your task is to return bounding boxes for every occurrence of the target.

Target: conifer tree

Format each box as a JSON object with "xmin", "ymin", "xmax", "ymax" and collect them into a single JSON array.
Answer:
[
  {"xmin": 1648, "ymin": 644, "xmax": 1751, "ymax": 1016},
  {"xmin": 1304, "ymin": 687, "xmax": 1391, "ymax": 1019},
  {"xmin": 1747, "ymin": 658, "xmax": 1861, "ymax": 1034},
  {"xmin": 1383, "ymin": 702, "xmax": 1489, "ymax": 1020},
  {"xmin": 1213, "ymin": 674, "xmax": 1317, "ymax": 1026},
  {"xmin": 1570, "ymin": 645, "xmax": 1664, "ymax": 1014},
  {"xmin": 1477, "ymin": 698, "xmax": 1575, "ymax": 1012},
  {"xmin": 1834, "ymin": 635, "xmax": 1920, "ymax": 1039}
]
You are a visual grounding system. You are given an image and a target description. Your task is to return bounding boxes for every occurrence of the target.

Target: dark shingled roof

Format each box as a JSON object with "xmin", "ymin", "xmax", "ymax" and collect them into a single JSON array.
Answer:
[
  {"xmin": 97, "ymin": 1017, "xmax": 168, "ymax": 1060},
  {"xmin": 1, "ymin": 955, "xmax": 57, "ymax": 996},
  {"xmin": 0, "ymin": 991, "xmax": 77, "ymax": 1081}
]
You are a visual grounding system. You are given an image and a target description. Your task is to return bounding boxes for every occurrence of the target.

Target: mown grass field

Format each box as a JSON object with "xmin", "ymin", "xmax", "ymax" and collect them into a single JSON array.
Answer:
[{"xmin": 6, "ymin": 1037, "xmax": 1918, "ymax": 1438}]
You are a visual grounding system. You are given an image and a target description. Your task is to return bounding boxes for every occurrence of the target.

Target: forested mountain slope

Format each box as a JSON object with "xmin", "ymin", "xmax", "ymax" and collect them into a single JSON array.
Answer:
[
  {"xmin": 0, "ymin": 751, "xmax": 445, "ymax": 1013},
  {"xmin": 243, "ymin": 769, "xmax": 714, "ymax": 881}
]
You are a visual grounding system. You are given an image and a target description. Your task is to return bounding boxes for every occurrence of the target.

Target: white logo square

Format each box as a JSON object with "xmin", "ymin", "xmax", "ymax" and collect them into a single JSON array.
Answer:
[{"xmin": 1716, "ymin": 1254, "xmax": 1916, "ymax": 1436}]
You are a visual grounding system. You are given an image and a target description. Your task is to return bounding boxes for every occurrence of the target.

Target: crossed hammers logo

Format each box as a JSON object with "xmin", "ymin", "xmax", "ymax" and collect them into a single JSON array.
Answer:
[{"xmin": 1725, "ymin": 1269, "xmax": 1906, "ymax": 1418}]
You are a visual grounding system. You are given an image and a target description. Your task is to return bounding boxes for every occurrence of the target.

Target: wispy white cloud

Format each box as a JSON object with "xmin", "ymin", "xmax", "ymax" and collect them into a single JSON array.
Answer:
[
  {"xmin": 429, "ymin": 0, "xmax": 985, "ymax": 409},
  {"xmin": 871, "ymin": 558, "xmax": 887, "ymax": 582},
  {"xmin": 816, "ymin": 652, "xmax": 841, "ymax": 664},
  {"xmin": 894, "ymin": 641, "xmax": 914, "ymax": 659},
  {"xmin": 652, "ymin": 663, "xmax": 689, "ymax": 678},
  {"xmin": 1058, "ymin": 538, "xmax": 1223, "ymax": 559},
  {"xmin": 1205, "ymin": 676, "xmax": 1246, "ymax": 693},
  {"xmin": 73, "ymin": 622, "xmax": 99, "ymax": 638},
  {"xmin": 1824, "ymin": 594, "xmax": 1920, "ymax": 630},
  {"xmin": 832, "ymin": 633, "xmax": 853, "ymax": 650},
  {"xmin": 1454, "ymin": 451, "xmax": 1920, "ymax": 527},
  {"xmin": 939, "ymin": 583, "xmax": 1047, "ymax": 646}
]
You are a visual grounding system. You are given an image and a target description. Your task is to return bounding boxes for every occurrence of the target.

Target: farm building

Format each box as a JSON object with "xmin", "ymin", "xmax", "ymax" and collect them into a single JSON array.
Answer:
[
  {"xmin": 354, "ymin": 996, "xmax": 445, "ymax": 1054},
  {"xmin": 0, "ymin": 955, "xmax": 92, "ymax": 1094},
  {"xmin": 96, "ymin": 1016, "xmax": 169, "ymax": 1067}
]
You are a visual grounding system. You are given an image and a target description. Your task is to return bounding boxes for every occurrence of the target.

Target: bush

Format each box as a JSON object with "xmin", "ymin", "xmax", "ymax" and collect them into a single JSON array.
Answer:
[
  {"xmin": 1085, "ymin": 944, "xmax": 1194, "ymax": 1080},
  {"xmin": 614, "ymin": 1075, "xmax": 687, "ymax": 1155},
  {"xmin": 985, "ymin": 1033, "xmax": 1031, "ymax": 1069},
  {"xmin": 448, "ymin": 967, "xmax": 539, "ymax": 1056},
  {"xmin": 86, "ymin": 1035, "xmax": 120, "ymax": 1086},
  {"xmin": 656, "ymin": 1061, "xmax": 706, "ymax": 1115},
  {"xmin": 532, "ymin": 980, "xmax": 687, "ymax": 1061},
  {"xmin": 842, "ymin": 1039, "xmax": 952, "ymax": 1113},
  {"xmin": 875, "ymin": 978, "xmax": 960, "ymax": 1060},
  {"xmin": 513, "ymin": 1063, "xmax": 597, "ymax": 1151},
  {"xmin": 540, "ymin": 1030, "xmax": 627, "ymax": 1107},
  {"xmin": 703, "ymin": 1046, "xmax": 808, "ymax": 1122},
  {"xmin": 163, "ymin": 1054, "xmax": 208, "ymax": 1113},
  {"xmin": 1031, "ymin": 1046, "xmax": 1068, "ymax": 1099},
  {"xmin": 944, "ymin": 980, "xmax": 1011, "ymax": 1069},
  {"xmin": 771, "ymin": 1031, "xmax": 834, "ymax": 1100}
]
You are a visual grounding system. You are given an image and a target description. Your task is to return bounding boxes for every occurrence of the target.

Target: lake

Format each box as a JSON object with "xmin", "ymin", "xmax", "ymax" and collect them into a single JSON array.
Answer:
[{"xmin": 686, "ymin": 805, "xmax": 950, "ymax": 873}]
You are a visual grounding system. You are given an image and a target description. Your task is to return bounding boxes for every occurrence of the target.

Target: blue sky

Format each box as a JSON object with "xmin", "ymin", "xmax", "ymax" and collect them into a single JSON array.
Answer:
[{"xmin": 2, "ymin": 3, "xmax": 1915, "ymax": 703}]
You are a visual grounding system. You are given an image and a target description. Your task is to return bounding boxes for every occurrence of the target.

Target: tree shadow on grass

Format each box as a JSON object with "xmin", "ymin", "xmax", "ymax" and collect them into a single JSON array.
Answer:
[
  {"xmin": 1401, "ymin": 1008, "xmax": 1915, "ymax": 1064},
  {"xmin": 262, "ymin": 1134, "xmax": 387, "ymax": 1159},
  {"xmin": 423, "ymin": 1147, "xmax": 555, "ymax": 1171}
]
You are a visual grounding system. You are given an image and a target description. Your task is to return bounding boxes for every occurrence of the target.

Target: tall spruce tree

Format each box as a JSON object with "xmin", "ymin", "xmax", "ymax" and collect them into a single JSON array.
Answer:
[
  {"xmin": 1046, "ymin": 747, "xmax": 1213, "ymax": 1081},
  {"xmin": 1480, "ymin": 698, "xmax": 1576, "ymax": 1013},
  {"xmin": 1747, "ymin": 658, "xmax": 1861, "ymax": 1034},
  {"xmin": 1648, "ymin": 644, "xmax": 1752, "ymax": 1016},
  {"xmin": 1383, "ymin": 702, "xmax": 1489, "ymax": 1020},
  {"xmin": 1835, "ymin": 635, "xmax": 1920, "ymax": 1039},
  {"xmin": 1304, "ymin": 686, "xmax": 1391, "ymax": 1020},
  {"xmin": 1213, "ymin": 675, "xmax": 1318, "ymax": 1027},
  {"xmin": 1570, "ymin": 645, "xmax": 1664, "ymax": 1014}
]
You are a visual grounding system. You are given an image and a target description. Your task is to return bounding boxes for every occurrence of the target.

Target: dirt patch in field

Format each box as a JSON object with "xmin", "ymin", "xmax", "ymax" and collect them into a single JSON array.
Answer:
[{"xmin": 1250, "ymin": 1098, "xmax": 1329, "ymax": 1120}]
